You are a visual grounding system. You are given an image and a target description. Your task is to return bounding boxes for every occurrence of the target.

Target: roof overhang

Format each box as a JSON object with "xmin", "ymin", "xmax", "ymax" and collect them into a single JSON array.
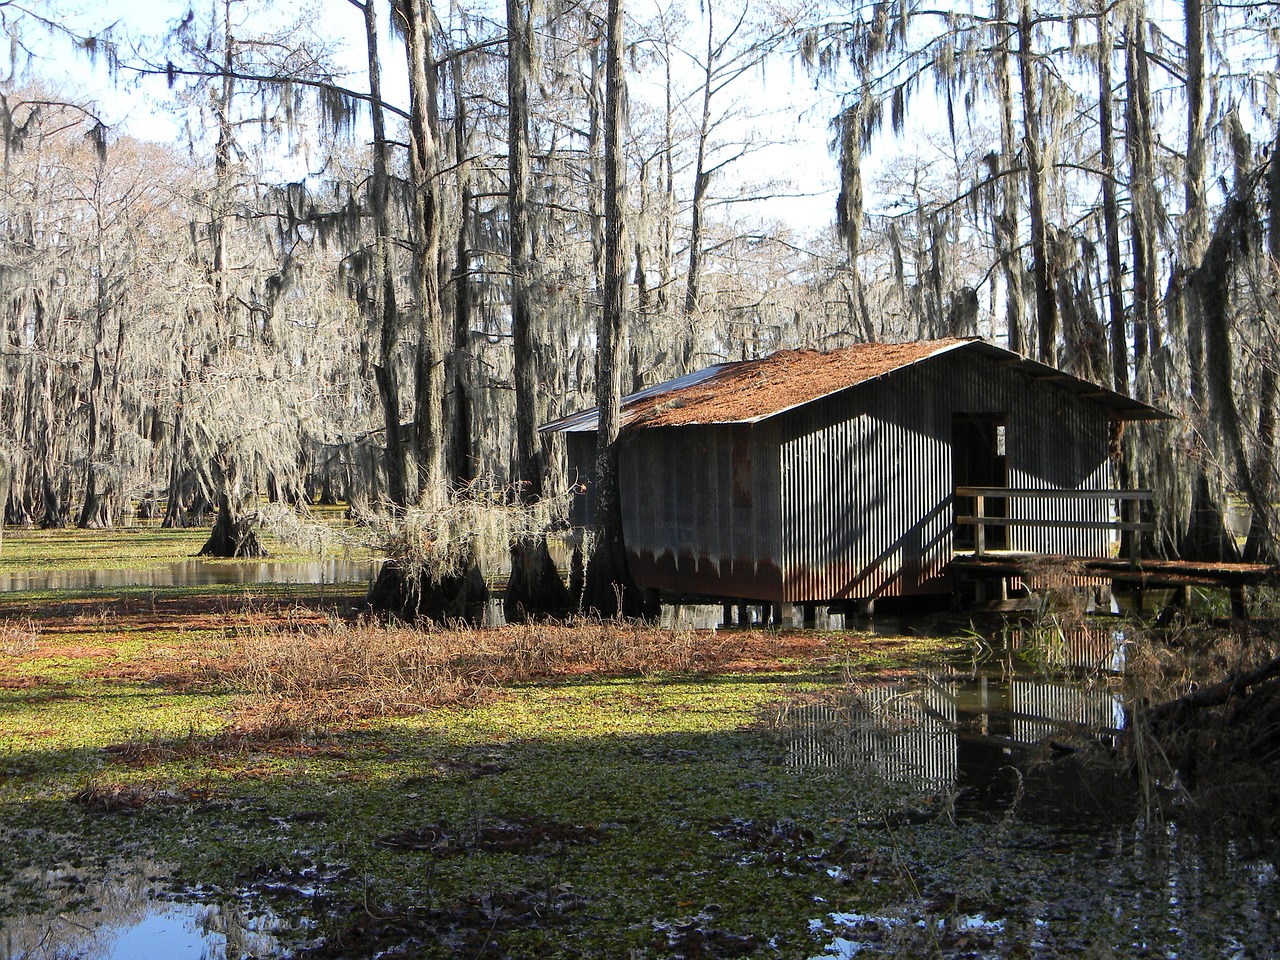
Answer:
[{"xmin": 540, "ymin": 338, "xmax": 1174, "ymax": 433}]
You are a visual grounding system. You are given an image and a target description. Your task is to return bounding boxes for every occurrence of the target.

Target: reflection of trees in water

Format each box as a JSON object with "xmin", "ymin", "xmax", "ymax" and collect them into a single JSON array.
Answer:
[
  {"xmin": 0, "ymin": 559, "xmax": 379, "ymax": 593},
  {"xmin": 1, "ymin": 860, "xmax": 277, "ymax": 960}
]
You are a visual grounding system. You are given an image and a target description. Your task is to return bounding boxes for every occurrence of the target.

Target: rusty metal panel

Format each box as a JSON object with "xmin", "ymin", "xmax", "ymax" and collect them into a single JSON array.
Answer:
[{"xmin": 620, "ymin": 423, "xmax": 784, "ymax": 601}]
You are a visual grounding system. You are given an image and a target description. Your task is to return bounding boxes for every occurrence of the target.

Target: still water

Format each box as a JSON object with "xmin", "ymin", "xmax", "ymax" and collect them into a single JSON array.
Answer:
[
  {"xmin": 0, "ymin": 559, "xmax": 381, "ymax": 593},
  {"xmin": 1, "ymin": 866, "xmax": 282, "ymax": 960}
]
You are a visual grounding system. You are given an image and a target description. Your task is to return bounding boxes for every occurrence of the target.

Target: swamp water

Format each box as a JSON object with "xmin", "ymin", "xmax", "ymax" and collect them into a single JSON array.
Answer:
[
  {"xmin": 0, "ymin": 560, "xmax": 381, "ymax": 594},
  {"xmin": 781, "ymin": 625, "xmax": 1280, "ymax": 958},
  {"xmin": 3, "ymin": 624, "xmax": 1279, "ymax": 958},
  {"xmin": 1, "ymin": 864, "xmax": 284, "ymax": 960}
]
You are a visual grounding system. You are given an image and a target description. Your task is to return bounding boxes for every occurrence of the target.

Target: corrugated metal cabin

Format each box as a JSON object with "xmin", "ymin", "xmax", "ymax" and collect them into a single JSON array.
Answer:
[{"xmin": 541, "ymin": 338, "xmax": 1170, "ymax": 605}]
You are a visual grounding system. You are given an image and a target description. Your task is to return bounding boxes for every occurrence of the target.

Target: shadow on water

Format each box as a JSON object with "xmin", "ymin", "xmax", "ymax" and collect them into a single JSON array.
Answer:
[
  {"xmin": 0, "ymin": 560, "xmax": 381, "ymax": 593},
  {"xmin": 2, "ymin": 863, "xmax": 283, "ymax": 960}
]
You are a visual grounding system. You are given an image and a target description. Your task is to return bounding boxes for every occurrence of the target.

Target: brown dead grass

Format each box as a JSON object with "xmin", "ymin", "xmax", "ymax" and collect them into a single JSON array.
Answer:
[
  {"xmin": 4, "ymin": 591, "xmax": 898, "ymax": 723},
  {"xmin": 212, "ymin": 618, "xmax": 708, "ymax": 719},
  {"xmin": 208, "ymin": 616, "xmax": 865, "ymax": 722}
]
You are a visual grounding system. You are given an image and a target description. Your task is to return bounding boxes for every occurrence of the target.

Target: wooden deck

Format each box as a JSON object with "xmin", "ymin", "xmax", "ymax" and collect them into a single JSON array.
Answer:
[
  {"xmin": 951, "ymin": 486, "xmax": 1277, "ymax": 618},
  {"xmin": 949, "ymin": 553, "xmax": 1275, "ymax": 589}
]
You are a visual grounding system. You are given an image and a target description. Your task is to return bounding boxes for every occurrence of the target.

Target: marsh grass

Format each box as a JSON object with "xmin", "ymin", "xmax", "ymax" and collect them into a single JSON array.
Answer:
[
  {"xmin": 215, "ymin": 619, "xmax": 701, "ymax": 720},
  {"xmin": 0, "ymin": 617, "xmax": 38, "ymax": 656}
]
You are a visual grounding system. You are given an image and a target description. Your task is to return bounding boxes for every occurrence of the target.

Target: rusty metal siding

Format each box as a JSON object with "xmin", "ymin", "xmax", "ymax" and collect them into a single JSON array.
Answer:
[
  {"xmin": 619, "ymin": 423, "xmax": 784, "ymax": 601},
  {"xmin": 776, "ymin": 350, "xmax": 1115, "ymax": 602}
]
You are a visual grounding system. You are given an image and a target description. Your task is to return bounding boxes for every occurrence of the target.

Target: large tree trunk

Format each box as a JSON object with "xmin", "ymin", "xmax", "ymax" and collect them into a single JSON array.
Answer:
[
  {"xmin": 402, "ymin": 0, "xmax": 446, "ymax": 508},
  {"xmin": 34, "ymin": 292, "xmax": 66, "ymax": 529},
  {"xmin": 1017, "ymin": 0, "xmax": 1057, "ymax": 366},
  {"xmin": 1095, "ymin": 1, "xmax": 1127, "ymax": 397},
  {"xmin": 993, "ymin": 0, "xmax": 1026, "ymax": 356},
  {"xmin": 198, "ymin": 494, "xmax": 266, "ymax": 558},
  {"xmin": 197, "ymin": 458, "xmax": 265, "ymax": 558},
  {"xmin": 1243, "ymin": 127, "xmax": 1280, "ymax": 563},
  {"xmin": 367, "ymin": 555, "xmax": 489, "ymax": 625},
  {"xmin": 583, "ymin": 0, "xmax": 652, "ymax": 619},
  {"xmin": 79, "ymin": 235, "xmax": 119, "ymax": 528},
  {"xmin": 507, "ymin": 0, "xmax": 543, "ymax": 503},
  {"xmin": 448, "ymin": 54, "xmax": 476, "ymax": 490},
  {"xmin": 1123, "ymin": 10, "xmax": 1158, "ymax": 395},
  {"xmin": 362, "ymin": 0, "xmax": 410, "ymax": 510}
]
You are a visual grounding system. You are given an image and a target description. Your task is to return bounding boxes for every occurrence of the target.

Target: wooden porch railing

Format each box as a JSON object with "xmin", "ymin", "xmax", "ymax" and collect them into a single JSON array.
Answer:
[{"xmin": 954, "ymin": 487, "xmax": 1155, "ymax": 563}]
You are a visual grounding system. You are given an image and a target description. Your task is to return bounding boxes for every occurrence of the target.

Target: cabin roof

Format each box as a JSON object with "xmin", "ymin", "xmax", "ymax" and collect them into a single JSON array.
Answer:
[{"xmin": 540, "ymin": 338, "xmax": 1173, "ymax": 433}]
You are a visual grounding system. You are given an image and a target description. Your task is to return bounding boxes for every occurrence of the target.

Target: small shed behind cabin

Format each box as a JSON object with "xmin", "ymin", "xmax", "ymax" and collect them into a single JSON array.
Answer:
[{"xmin": 541, "ymin": 338, "xmax": 1171, "ymax": 605}]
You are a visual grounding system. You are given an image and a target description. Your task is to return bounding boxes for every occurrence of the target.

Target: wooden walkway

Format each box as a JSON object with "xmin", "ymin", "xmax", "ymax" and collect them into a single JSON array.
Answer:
[
  {"xmin": 951, "ymin": 486, "xmax": 1276, "ymax": 618},
  {"xmin": 950, "ymin": 552, "xmax": 1276, "ymax": 618},
  {"xmin": 950, "ymin": 553, "xmax": 1275, "ymax": 590}
]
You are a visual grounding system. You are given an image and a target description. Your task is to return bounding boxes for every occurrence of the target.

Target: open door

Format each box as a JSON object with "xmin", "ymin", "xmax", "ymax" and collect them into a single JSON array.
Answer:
[{"xmin": 953, "ymin": 414, "xmax": 1008, "ymax": 550}]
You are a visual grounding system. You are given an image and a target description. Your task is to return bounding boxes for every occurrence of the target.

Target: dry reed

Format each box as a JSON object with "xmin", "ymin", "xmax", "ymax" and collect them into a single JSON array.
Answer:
[{"xmin": 212, "ymin": 618, "xmax": 699, "ymax": 719}]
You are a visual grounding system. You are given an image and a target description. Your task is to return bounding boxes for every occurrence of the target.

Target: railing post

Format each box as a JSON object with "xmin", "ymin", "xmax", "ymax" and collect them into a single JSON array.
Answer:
[
  {"xmin": 975, "ymin": 493, "xmax": 986, "ymax": 557},
  {"xmin": 1125, "ymin": 495, "xmax": 1139, "ymax": 565}
]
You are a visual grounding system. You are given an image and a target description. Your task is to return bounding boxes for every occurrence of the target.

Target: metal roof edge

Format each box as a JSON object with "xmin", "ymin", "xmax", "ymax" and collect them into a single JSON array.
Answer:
[
  {"xmin": 742, "ymin": 338, "xmax": 978, "ymax": 425},
  {"xmin": 539, "ymin": 337, "xmax": 1173, "ymax": 431},
  {"xmin": 960, "ymin": 340, "xmax": 1176, "ymax": 421}
]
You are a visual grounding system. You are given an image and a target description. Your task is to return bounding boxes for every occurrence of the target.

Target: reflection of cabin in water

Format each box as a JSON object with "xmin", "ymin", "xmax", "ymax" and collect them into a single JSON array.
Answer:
[{"xmin": 541, "ymin": 338, "xmax": 1171, "ymax": 607}]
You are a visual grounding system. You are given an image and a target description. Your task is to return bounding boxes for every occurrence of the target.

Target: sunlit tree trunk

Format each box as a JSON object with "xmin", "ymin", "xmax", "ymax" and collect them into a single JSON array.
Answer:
[
  {"xmin": 402, "ymin": 0, "xmax": 446, "ymax": 507},
  {"xmin": 1123, "ymin": 9, "xmax": 1157, "ymax": 396},
  {"xmin": 584, "ymin": 0, "xmax": 648, "ymax": 617},
  {"xmin": 836, "ymin": 99, "xmax": 876, "ymax": 342},
  {"xmin": 1095, "ymin": 0, "xmax": 1127, "ymax": 395},
  {"xmin": 1017, "ymin": 0, "xmax": 1056, "ymax": 366},
  {"xmin": 993, "ymin": 0, "xmax": 1026, "ymax": 356},
  {"xmin": 508, "ymin": 0, "xmax": 543, "ymax": 503}
]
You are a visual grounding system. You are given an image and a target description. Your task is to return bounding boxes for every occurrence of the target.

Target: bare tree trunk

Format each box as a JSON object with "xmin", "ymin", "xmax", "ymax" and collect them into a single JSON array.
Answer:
[
  {"xmin": 682, "ymin": 0, "xmax": 715, "ymax": 320},
  {"xmin": 836, "ymin": 100, "xmax": 876, "ymax": 342},
  {"xmin": 584, "ymin": 0, "xmax": 650, "ymax": 618},
  {"xmin": 1194, "ymin": 195, "xmax": 1268, "ymax": 561},
  {"xmin": 1124, "ymin": 10, "xmax": 1157, "ymax": 395},
  {"xmin": 362, "ymin": 0, "xmax": 410, "ymax": 510},
  {"xmin": 197, "ymin": 456, "xmax": 265, "ymax": 557},
  {"xmin": 448, "ymin": 54, "xmax": 476, "ymax": 489},
  {"xmin": 1096, "ymin": 1, "xmax": 1128, "ymax": 396},
  {"xmin": 993, "ymin": 0, "xmax": 1026, "ymax": 355},
  {"xmin": 1244, "ymin": 126, "xmax": 1280, "ymax": 562},
  {"xmin": 1017, "ymin": 0, "xmax": 1057, "ymax": 366},
  {"xmin": 508, "ymin": 0, "xmax": 543, "ymax": 503},
  {"xmin": 78, "ymin": 270, "xmax": 112, "ymax": 528},
  {"xmin": 35, "ymin": 291, "xmax": 66, "ymax": 529},
  {"xmin": 402, "ymin": 0, "xmax": 446, "ymax": 508}
]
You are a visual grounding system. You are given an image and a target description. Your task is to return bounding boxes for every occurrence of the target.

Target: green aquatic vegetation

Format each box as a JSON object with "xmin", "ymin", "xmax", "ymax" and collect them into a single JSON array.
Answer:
[
  {"xmin": 0, "ymin": 523, "xmax": 374, "ymax": 574},
  {"xmin": 3, "ymin": 591, "xmax": 1278, "ymax": 957}
]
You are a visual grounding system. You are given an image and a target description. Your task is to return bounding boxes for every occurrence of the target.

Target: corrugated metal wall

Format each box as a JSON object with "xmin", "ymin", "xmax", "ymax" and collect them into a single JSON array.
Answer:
[
  {"xmin": 776, "ymin": 350, "xmax": 1113, "ymax": 601},
  {"xmin": 619, "ymin": 422, "xmax": 784, "ymax": 600},
  {"xmin": 602, "ymin": 349, "xmax": 1116, "ymax": 604}
]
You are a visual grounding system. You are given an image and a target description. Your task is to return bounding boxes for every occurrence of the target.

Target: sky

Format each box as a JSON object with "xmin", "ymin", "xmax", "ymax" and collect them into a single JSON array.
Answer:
[{"xmin": 18, "ymin": 0, "xmax": 842, "ymax": 236}]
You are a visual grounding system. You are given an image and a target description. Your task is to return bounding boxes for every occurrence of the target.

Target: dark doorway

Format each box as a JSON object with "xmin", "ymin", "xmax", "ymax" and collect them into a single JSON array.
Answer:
[{"xmin": 953, "ymin": 414, "xmax": 1008, "ymax": 550}]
